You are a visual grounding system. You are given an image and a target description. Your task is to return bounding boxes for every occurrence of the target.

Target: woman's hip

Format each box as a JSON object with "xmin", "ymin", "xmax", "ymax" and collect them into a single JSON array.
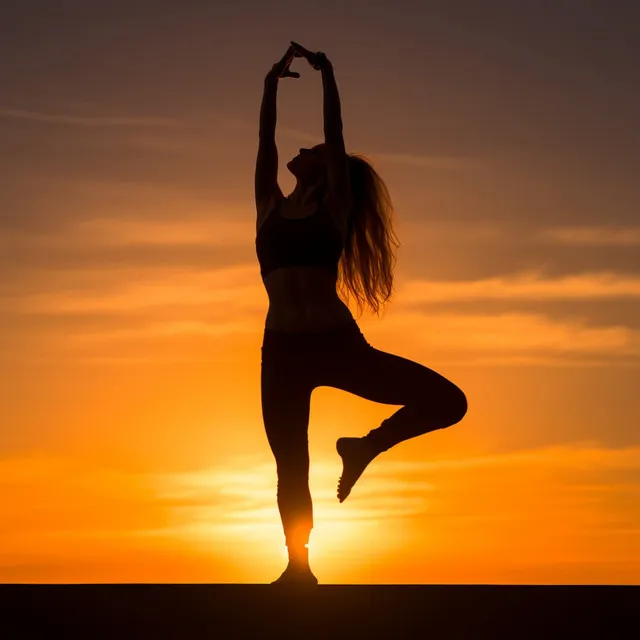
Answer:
[{"xmin": 261, "ymin": 317, "xmax": 368, "ymax": 355}]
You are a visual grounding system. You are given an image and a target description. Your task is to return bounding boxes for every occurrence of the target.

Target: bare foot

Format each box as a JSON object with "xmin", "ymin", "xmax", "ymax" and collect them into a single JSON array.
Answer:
[
  {"xmin": 270, "ymin": 563, "xmax": 318, "ymax": 586},
  {"xmin": 336, "ymin": 437, "xmax": 377, "ymax": 503}
]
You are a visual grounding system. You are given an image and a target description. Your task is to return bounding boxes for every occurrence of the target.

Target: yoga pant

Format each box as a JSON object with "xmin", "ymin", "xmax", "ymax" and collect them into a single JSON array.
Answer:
[{"xmin": 260, "ymin": 318, "xmax": 468, "ymax": 549}]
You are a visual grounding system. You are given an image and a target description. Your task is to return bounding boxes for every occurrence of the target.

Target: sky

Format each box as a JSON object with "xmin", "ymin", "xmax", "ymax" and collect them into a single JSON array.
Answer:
[{"xmin": 1, "ymin": 0, "xmax": 639, "ymax": 584}]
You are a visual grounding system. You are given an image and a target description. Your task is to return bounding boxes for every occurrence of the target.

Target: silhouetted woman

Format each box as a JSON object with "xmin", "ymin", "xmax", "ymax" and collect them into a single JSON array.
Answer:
[{"xmin": 256, "ymin": 42, "xmax": 468, "ymax": 585}]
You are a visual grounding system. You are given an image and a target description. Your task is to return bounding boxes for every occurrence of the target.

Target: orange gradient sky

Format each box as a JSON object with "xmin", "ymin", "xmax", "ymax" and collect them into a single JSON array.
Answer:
[{"xmin": 1, "ymin": 1, "xmax": 639, "ymax": 584}]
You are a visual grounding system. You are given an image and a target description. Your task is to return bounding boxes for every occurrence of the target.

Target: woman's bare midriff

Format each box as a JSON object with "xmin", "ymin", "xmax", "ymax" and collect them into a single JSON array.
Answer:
[{"xmin": 262, "ymin": 266, "xmax": 355, "ymax": 332}]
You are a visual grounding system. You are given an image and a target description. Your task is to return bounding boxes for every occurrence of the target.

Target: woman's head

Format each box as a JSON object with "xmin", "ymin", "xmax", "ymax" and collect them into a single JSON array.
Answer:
[{"xmin": 287, "ymin": 144, "xmax": 328, "ymax": 186}]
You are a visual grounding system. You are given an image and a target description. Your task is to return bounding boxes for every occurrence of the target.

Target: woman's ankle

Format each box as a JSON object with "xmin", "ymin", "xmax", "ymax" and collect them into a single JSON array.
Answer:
[
  {"xmin": 362, "ymin": 430, "xmax": 389, "ymax": 456},
  {"xmin": 286, "ymin": 543, "xmax": 310, "ymax": 567}
]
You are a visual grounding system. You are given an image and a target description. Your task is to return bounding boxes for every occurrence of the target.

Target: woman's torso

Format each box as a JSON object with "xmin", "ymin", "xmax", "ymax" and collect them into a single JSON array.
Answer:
[{"xmin": 256, "ymin": 189, "xmax": 356, "ymax": 332}]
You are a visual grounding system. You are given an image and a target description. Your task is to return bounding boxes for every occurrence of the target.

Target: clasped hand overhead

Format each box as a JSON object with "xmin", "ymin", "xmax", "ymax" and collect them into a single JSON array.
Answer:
[{"xmin": 268, "ymin": 41, "xmax": 329, "ymax": 80}]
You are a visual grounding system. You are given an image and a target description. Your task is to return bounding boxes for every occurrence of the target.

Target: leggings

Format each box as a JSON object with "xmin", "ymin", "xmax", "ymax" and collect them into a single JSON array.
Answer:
[{"xmin": 260, "ymin": 318, "xmax": 468, "ymax": 550}]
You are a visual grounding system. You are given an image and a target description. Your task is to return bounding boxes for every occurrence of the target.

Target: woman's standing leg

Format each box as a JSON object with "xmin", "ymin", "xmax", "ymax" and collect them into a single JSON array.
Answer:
[
  {"xmin": 318, "ymin": 331, "xmax": 468, "ymax": 501},
  {"xmin": 261, "ymin": 340, "xmax": 317, "ymax": 583}
]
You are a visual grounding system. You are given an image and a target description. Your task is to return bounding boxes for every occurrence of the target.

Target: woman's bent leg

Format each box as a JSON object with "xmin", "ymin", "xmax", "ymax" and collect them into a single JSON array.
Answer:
[
  {"xmin": 317, "ymin": 333, "xmax": 468, "ymax": 501},
  {"xmin": 322, "ymin": 341, "xmax": 468, "ymax": 453}
]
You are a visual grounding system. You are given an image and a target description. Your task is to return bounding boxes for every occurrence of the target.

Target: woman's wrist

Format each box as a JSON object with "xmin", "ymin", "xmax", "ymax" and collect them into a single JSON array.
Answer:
[
  {"xmin": 313, "ymin": 52, "xmax": 330, "ymax": 71},
  {"xmin": 265, "ymin": 69, "xmax": 280, "ymax": 85}
]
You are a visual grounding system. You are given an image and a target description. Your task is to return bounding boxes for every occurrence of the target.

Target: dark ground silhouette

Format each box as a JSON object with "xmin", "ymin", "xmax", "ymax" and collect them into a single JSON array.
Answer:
[{"xmin": 1, "ymin": 584, "xmax": 637, "ymax": 638}]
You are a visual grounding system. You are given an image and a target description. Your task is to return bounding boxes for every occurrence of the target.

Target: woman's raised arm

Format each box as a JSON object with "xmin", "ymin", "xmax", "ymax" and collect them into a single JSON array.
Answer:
[
  {"xmin": 255, "ymin": 47, "xmax": 299, "ymax": 228},
  {"xmin": 290, "ymin": 42, "xmax": 351, "ymax": 216},
  {"xmin": 318, "ymin": 56, "xmax": 351, "ymax": 214}
]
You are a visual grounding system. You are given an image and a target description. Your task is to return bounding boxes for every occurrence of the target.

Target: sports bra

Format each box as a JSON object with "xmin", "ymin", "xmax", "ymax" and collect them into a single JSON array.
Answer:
[{"xmin": 255, "ymin": 190, "xmax": 344, "ymax": 280}]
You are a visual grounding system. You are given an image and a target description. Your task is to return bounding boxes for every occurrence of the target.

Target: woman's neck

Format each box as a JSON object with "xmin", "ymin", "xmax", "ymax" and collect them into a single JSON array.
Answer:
[{"xmin": 289, "ymin": 181, "xmax": 324, "ymax": 205}]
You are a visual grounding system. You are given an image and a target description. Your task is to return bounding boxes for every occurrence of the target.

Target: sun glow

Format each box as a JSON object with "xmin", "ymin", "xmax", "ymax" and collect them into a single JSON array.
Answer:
[{"xmin": 148, "ymin": 455, "xmax": 406, "ymax": 580}]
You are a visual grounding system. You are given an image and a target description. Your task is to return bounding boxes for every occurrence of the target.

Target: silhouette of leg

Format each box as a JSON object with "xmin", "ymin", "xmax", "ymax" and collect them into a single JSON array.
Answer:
[
  {"xmin": 261, "ymin": 348, "xmax": 317, "ymax": 584},
  {"xmin": 319, "ymin": 339, "xmax": 468, "ymax": 501}
]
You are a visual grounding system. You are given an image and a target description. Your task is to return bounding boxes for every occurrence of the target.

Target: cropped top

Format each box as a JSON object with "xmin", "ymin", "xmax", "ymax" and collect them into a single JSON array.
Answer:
[{"xmin": 255, "ymin": 191, "xmax": 344, "ymax": 280}]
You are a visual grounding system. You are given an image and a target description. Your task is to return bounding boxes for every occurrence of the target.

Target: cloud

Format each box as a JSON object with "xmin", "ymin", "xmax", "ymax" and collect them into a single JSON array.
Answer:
[
  {"xmin": 149, "ymin": 442, "xmax": 640, "ymax": 556},
  {"xmin": 64, "ymin": 320, "xmax": 260, "ymax": 351},
  {"xmin": 540, "ymin": 226, "xmax": 640, "ymax": 246},
  {"xmin": 9, "ymin": 307, "xmax": 638, "ymax": 366},
  {"xmin": 17, "ymin": 216, "xmax": 256, "ymax": 247},
  {"xmin": 0, "ymin": 455, "xmax": 164, "ymax": 540},
  {"xmin": 396, "ymin": 271, "xmax": 640, "ymax": 303},
  {"xmin": 375, "ymin": 442, "xmax": 640, "ymax": 474},
  {"xmin": 0, "ymin": 188, "xmax": 258, "ymax": 272},
  {"xmin": 399, "ymin": 219, "xmax": 508, "ymax": 244},
  {"xmin": 152, "ymin": 456, "xmax": 436, "ymax": 539},
  {"xmin": 1, "ymin": 106, "xmax": 474, "ymax": 171},
  {"xmin": 363, "ymin": 310, "xmax": 639, "ymax": 358},
  {"xmin": 368, "ymin": 151, "xmax": 475, "ymax": 169},
  {"xmin": 0, "ymin": 108, "xmax": 180, "ymax": 127},
  {"xmin": 277, "ymin": 129, "xmax": 474, "ymax": 168},
  {"xmin": 3, "ymin": 263, "xmax": 264, "ymax": 315},
  {"xmin": 4, "ymin": 261, "xmax": 640, "ymax": 366}
]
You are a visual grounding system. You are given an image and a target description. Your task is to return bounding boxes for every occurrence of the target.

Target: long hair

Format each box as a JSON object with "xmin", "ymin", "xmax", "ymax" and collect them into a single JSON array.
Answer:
[{"xmin": 337, "ymin": 154, "xmax": 401, "ymax": 317}]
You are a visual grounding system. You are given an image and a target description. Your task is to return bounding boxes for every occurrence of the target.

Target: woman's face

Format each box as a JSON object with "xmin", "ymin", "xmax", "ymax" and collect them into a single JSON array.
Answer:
[{"xmin": 287, "ymin": 144, "xmax": 327, "ymax": 183}]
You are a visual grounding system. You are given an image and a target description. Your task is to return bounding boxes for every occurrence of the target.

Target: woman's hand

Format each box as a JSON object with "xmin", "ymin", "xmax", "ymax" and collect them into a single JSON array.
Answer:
[
  {"xmin": 290, "ymin": 41, "xmax": 330, "ymax": 70},
  {"xmin": 267, "ymin": 45, "xmax": 300, "ymax": 81}
]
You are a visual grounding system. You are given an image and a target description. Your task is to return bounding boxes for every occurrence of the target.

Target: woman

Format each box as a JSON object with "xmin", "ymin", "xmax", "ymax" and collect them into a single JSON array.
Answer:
[{"xmin": 256, "ymin": 42, "xmax": 468, "ymax": 585}]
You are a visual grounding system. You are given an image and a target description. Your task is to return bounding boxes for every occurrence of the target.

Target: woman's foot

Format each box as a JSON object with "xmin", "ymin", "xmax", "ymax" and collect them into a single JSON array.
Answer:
[
  {"xmin": 270, "ymin": 563, "xmax": 318, "ymax": 586},
  {"xmin": 336, "ymin": 437, "xmax": 378, "ymax": 503}
]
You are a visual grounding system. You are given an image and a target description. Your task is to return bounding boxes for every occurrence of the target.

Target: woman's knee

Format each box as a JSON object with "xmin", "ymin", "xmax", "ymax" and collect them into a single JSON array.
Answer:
[
  {"xmin": 425, "ymin": 383, "xmax": 466, "ymax": 428},
  {"xmin": 446, "ymin": 385, "xmax": 468, "ymax": 426},
  {"xmin": 408, "ymin": 383, "xmax": 467, "ymax": 429}
]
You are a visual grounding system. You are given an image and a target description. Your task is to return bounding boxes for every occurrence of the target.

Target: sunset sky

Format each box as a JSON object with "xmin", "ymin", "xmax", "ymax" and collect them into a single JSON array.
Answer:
[{"xmin": 1, "ymin": 1, "xmax": 639, "ymax": 584}]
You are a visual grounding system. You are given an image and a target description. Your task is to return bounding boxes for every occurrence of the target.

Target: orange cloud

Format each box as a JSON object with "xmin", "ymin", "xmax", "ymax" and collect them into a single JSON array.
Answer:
[
  {"xmin": 5, "ymin": 217, "xmax": 254, "ymax": 248},
  {"xmin": 365, "ymin": 311, "xmax": 637, "ymax": 355},
  {"xmin": 397, "ymin": 271, "xmax": 640, "ymax": 302},
  {"xmin": 0, "ymin": 108, "xmax": 179, "ymax": 127},
  {"xmin": 540, "ymin": 226, "xmax": 640, "ymax": 246},
  {"xmin": 5, "ymin": 264, "xmax": 263, "ymax": 315}
]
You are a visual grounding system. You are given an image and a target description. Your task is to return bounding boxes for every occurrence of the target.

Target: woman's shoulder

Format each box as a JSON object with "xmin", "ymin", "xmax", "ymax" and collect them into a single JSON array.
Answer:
[{"xmin": 256, "ymin": 191, "xmax": 286, "ymax": 234}]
